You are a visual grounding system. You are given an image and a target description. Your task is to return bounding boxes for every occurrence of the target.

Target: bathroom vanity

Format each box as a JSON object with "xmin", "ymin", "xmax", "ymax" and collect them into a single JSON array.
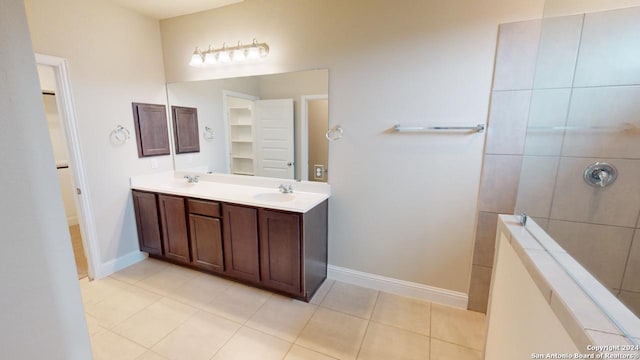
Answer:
[{"xmin": 130, "ymin": 172, "xmax": 329, "ymax": 301}]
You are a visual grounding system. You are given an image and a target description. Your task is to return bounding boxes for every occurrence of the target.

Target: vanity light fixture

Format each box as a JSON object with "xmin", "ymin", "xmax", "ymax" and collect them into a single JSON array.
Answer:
[{"xmin": 189, "ymin": 38, "xmax": 269, "ymax": 66}]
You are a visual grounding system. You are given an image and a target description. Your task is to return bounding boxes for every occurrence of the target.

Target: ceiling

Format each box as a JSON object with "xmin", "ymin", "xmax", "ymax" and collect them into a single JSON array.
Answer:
[{"xmin": 108, "ymin": 0, "xmax": 244, "ymax": 20}]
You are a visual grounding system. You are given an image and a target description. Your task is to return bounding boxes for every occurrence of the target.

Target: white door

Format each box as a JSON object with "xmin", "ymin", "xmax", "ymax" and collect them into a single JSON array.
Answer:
[{"xmin": 254, "ymin": 99, "xmax": 294, "ymax": 179}]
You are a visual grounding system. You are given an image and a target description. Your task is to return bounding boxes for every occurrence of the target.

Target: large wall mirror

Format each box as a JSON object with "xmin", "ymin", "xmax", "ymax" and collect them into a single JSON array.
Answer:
[{"xmin": 167, "ymin": 69, "xmax": 329, "ymax": 182}]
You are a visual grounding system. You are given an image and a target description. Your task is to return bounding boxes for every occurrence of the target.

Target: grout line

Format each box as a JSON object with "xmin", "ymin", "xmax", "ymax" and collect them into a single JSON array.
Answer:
[
  {"xmin": 430, "ymin": 337, "xmax": 485, "ymax": 353},
  {"xmin": 618, "ymin": 228, "xmax": 638, "ymax": 294},
  {"xmin": 207, "ymin": 323, "xmax": 244, "ymax": 360},
  {"xmin": 281, "ymin": 280, "xmax": 341, "ymax": 360},
  {"xmin": 353, "ymin": 290, "xmax": 379, "ymax": 360},
  {"xmin": 487, "ymin": 213, "xmax": 638, "ymax": 231},
  {"xmin": 493, "ymin": 83, "xmax": 640, "ymax": 92}
]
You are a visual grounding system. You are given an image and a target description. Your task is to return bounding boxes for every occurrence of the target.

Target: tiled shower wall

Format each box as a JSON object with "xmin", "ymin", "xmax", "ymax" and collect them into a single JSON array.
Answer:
[{"xmin": 468, "ymin": 6, "xmax": 640, "ymax": 313}]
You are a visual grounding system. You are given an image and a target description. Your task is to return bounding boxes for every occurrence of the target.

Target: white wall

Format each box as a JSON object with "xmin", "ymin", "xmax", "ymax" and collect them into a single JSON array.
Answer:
[
  {"xmin": 484, "ymin": 232, "xmax": 580, "ymax": 358},
  {"xmin": 25, "ymin": 0, "xmax": 169, "ymax": 275},
  {"xmin": 543, "ymin": 0, "xmax": 640, "ymax": 16},
  {"xmin": 0, "ymin": 0, "xmax": 91, "ymax": 358},
  {"xmin": 160, "ymin": 0, "xmax": 547, "ymax": 292}
]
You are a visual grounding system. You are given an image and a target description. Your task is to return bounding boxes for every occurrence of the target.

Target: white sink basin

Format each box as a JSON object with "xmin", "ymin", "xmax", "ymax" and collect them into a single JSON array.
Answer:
[{"xmin": 253, "ymin": 192, "xmax": 295, "ymax": 202}]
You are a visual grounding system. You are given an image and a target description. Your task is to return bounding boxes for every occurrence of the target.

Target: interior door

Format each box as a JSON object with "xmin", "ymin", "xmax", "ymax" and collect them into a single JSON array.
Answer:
[{"xmin": 254, "ymin": 99, "xmax": 294, "ymax": 179}]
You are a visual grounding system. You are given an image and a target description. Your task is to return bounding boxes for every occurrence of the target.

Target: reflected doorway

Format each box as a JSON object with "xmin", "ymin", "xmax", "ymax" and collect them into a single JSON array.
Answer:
[
  {"xmin": 38, "ymin": 65, "xmax": 88, "ymax": 279},
  {"xmin": 301, "ymin": 95, "xmax": 329, "ymax": 182}
]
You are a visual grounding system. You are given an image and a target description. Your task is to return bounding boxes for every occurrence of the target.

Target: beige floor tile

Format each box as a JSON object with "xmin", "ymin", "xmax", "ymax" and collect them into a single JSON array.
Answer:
[
  {"xmin": 309, "ymin": 279, "xmax": 335, "ymax": 305},
  {"xmin": 357, "ymin": 322, "xmax": 429, "ymax": 360},
  {"xmin": 136, "ymin": 351, "xmax": 169, "ymax": 360},
  {"xmin": 371, "ymin": 292, "xmax": 430, "ymax": 336},
  {"xmin": 201, "ymin": 283, "xmax": 272, "ymax": 323},
  {"xmin": 246, "ymin": 294, "xmax": 318, "ymax": 342},
  {"xmin": 430, "ymin": 339, "xmax": 483, "ymax": 360},
  {"xmin": 79, "ymin": 276, "xmax": 129, "ymax": 305},
  {"xmin": 151, "ymin": 310, "xmax": 240, "ymax": 360},
  {"xmin": 112, "ymin": 297, "xmax": 197, "ymax": 348},
  {"xmin": 431, "ymin": 304, "xmax": 486, "ymax": 351},
  {"xmin": 85, "ymin": 313, "xmax": 106, "ymax": 337},
  {"xmin": 212, "ymin": 326, "xmax": 292, "ymax": 360},
  {"xmin": 166, "ymin": 273, "xmax": 233, "ymax": 309},
  {"xmin": 111, "ymin": 258, "xmax": 169, "ymax": 284},
  {"xmin": 84, "ymin": 283, "xmax": 161, "ymax": 329},
  {"xmin": 91, "ymin": 330, "xmax": 147, "ymax": 360},
  {"xmin": 296, "ymin": 307, "xmax": 368, "ymax": 360},
  {"xmin": 284, "ymin": 345, "xmax": 338, "ymax": 360},
  {"xmin": 136, "ymin": 265, "xmax": 201, "ymax": 296},
  {"xmin": 320, "ymin": 281, "xmax": 378, "ymax": 319}
]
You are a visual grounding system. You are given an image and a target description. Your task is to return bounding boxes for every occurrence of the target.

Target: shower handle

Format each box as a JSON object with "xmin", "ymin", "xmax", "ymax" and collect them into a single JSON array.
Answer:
[{"xmin": 583, "ymin": 162, "xmax": 617, "ymax": 188}]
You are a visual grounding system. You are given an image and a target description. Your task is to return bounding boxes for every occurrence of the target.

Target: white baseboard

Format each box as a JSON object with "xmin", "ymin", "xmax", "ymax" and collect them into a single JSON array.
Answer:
[
  {"xmin": 99, "ymin": 251, "xmax": 148, "ymax": 278},
  {"xmin": 327, "ymin": 265, "xmax": 468, "ymax": 309}
]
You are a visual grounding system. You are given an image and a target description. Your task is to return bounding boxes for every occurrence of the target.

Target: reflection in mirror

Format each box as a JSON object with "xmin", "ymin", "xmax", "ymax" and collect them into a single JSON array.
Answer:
[{"xmin": 167, "ymin": 69, "xmax": 329, "ymax": 182}]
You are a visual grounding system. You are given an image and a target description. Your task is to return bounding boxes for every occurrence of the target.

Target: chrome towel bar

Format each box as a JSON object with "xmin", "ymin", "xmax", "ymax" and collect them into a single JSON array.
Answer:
[{"xmin": 394, "ymin": 124, "xmax": 485, "ymax": 133}]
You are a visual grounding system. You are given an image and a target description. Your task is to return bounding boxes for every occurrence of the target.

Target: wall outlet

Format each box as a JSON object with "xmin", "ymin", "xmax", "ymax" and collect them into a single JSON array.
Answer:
[{"xmin": 314, "ymin": 165, "xmax": 325, "ymax": 180}]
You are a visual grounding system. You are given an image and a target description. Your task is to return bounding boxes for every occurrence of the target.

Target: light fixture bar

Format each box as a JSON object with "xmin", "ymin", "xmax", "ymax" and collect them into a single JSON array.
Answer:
[{"xmin": 189, "ymin": 38, "xmax": 269, "ymax": 66}]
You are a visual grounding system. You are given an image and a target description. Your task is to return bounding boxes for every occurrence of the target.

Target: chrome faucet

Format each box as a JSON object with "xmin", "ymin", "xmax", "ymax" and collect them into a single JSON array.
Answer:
[
  {"xmin": 184, "ymin": 175, "xmax": 200, "ymax": 183},
  {"xmin": 278, "ymin": 184, "xmax": 293, "ymax": 193}
]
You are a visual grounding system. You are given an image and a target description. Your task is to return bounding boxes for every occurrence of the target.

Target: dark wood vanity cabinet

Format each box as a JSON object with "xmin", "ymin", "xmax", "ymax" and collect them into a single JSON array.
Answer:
[
  {"xmin": 158, "ymin": 194, "xmax": 190, "ymax": 263},
  {"xmin": 132, "ymin": 191, "xmax": 163, "ymax": 256},
  {"xmin": 132, "ymin": 190, "xmax": 328, "ymax": 301},
  {"xmin": 187, "ymin": 199, "xmax": 223, "ymax": 273},
  {"xmin": 259, "ymin": 209, "xmax": 302, "ymax": 295},
  {"xmin": 222, "ymin": 204, "xmax": 261, "ymax": 283}
]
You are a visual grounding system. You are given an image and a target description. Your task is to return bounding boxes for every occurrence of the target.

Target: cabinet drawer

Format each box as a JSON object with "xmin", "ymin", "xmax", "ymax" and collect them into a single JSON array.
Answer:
[{"xmin": 187, "ymin": 198, "xmax": 221, "ymax": 217}]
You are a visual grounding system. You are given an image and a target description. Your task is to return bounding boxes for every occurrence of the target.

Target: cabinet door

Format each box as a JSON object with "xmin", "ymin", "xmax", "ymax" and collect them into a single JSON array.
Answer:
[
  {"xmin": 172, "ymin": 106, "xmax": 200, "ymax": 154},
  {"xmin": 158, "ymin": 194, "xmax": 190, "ymax": 263},
  {"xmin": 259, "ymin": 209, "xmax": 301, "ymax": 295},
  {"xmin": 132, "ymin": 191, "xmax": 162, "ymax": 256},
  {"xmin": 222, "ymin": 204, "xmax": 260, "ymax": 283},
  {"xmin": 189, "ymin": 214, "xmax": 223, "ymax": 272},
  {"xmin": 132, "ymin": 103, "xmax": 170, "ymax": 157}
]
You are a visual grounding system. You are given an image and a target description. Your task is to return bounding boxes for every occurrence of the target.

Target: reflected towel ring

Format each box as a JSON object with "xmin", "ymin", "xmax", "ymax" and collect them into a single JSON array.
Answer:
[
  {"xmin": 204, "ymin": 126, "xmax": 215, "ymax": 140},
  {"xmin": 110, "ymin": 125, "xmax": 130, "ymax": 144},
  {"xmin": 326, "ymin": 125, "xmax": 343, "ymax": 141}
]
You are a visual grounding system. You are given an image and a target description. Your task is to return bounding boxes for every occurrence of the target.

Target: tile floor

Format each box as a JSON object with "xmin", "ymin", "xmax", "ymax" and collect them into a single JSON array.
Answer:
[{"xmin": 81, "ymin": 258, "xmax": 486, "ymax": 360}]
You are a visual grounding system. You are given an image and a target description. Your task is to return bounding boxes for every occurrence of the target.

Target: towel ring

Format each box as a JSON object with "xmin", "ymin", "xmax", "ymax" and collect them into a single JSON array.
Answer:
[
  {"xmin": 110, "ymin": 125, "xmax": 130, "ymax": 144},
  {"xmin": 326, "ymin": 125, "xmax": 343, "ymax": 141}
]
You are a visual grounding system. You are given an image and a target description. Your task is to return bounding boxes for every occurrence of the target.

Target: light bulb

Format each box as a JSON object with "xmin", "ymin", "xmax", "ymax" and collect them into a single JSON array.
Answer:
[
  {"xmin": 204, "ymin": 52, "xmax": 216, "ymax": 65},
  {"xmin": 247, "ymin": 46, "xmax": 260, "ymax": 60},
  {"xmin": 189, "ymin": 47, "xmax": 203, "ymax": 66},
  {"xmin": 232, "ymin": 41, "xmax": 245, "ymax": 62},
  {"xmin": 233, "ymin": 49, "xmax": 246, "ymax": 62},
  {"xmin": 218, "ymin": 43, "xmax": 231, "ymax": 63}
]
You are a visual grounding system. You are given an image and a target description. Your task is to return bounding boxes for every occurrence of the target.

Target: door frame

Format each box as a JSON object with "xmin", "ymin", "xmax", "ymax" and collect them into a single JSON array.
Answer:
[
  {"xmin": 300, "ymin": 94, "xmax": 328, "ymax": 181},
  {"xmin": 36, "ymin": 53, "xmax": 101, "ymax": 279},
  {"xmin": 222, "ymin": 90, "xmax": 259, "ymax": 173}
]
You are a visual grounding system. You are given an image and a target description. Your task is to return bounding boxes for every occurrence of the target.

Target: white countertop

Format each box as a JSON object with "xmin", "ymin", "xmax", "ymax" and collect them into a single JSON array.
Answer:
[{"xmin": 130, "ymin": 171, "xmax": 330, "ymax": 213}]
